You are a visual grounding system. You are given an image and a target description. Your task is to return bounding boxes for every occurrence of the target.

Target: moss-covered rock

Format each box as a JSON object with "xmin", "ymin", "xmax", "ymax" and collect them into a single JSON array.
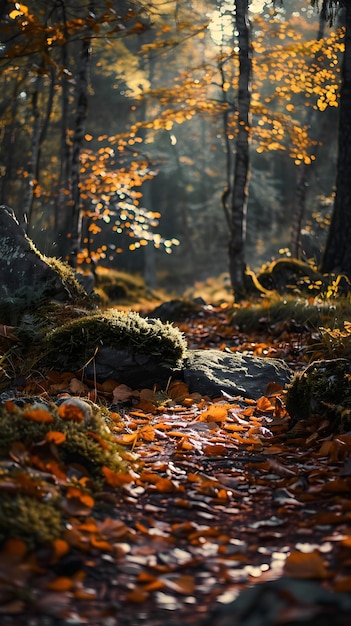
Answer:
[
  {"xmin": 0, "ymin": 398, "xmax": 127, "ymax": 475},
  {"xmin": 285, "ymin": 358, "xmax": 351, "ymax": 429},
  {"xmin": 43, "ymin": 308, "xmax": 187, "ymax": 373},
  {"xmin": 0, "ymin": 206, "xmax": 92, "ymax": 325}
]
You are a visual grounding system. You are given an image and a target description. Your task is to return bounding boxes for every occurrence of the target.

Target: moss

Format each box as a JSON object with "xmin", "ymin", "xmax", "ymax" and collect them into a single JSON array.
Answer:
[
  {"xmin": 43, "ymin": 308, "xmax": 187, "ymax": 371},
  {"xmin": 0, "ymin": 400, "xmax": 132, "ymax": 546},
  {"xmin": 96, "ymin": 268, "xmax": 155, "ymax": 304},
  {"xmin": 255, "ymin": 257, "xmax": 326, "ymax": 295},
  {"xmin": 0, "ymin": 494, "xmax": 62, "ymax": 543},
  {"xmin": 44, "ymin": 256, "xmax": 91, "ymax": 301},
  {"xmin": 285, "ymin": 358, "xmax": 351, "ymax": 428},
  {"xmin": 0, "ymin": 402, "xmax": 127, "ymax": 475},
  {"xmin": 230, "ymin": 295, "xmax": 351, "ymax": 333}
]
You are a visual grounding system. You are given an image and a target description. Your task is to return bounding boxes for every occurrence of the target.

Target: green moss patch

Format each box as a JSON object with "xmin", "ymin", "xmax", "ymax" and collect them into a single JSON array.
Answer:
[
  {"xmin": 230, "ymin": 295, "xmax": 351, "ymax": 333},
  {"xmin": 0, "ymin": 399, "xmax": 131, "ymax": 545},
  {"xmin": 43, "ymin": 308, "xmax": 187, "ymax": 372},
  {"xmin": 0, "ymin": 400, "xmax": 127, "ymax": 475},
  {"xmin": 286, "ymin": 358, "xmax": 351, "ymax": 429}
]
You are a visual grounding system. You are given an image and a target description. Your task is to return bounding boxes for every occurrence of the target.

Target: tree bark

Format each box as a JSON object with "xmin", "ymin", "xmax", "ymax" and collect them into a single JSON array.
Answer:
[
  {"xmin": 228, "ymin": 0, "xmax": 252, "ymax": 300},
  {"xmin": 69, "ymin": 26, "xmax": 92, "ymax": 266},
  {"xmin": 290, "ymin": 14, "xmax": 325, "ymax": 259},
  {"xmin": 321, "ymin": 5, "xmax": 351, "ymax": 276}
]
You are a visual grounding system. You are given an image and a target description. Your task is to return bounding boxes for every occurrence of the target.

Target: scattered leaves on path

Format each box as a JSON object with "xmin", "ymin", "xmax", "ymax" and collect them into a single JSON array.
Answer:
[{"xmin": 0, "ymin": 305, "xmax": 350, "ymax": 625}]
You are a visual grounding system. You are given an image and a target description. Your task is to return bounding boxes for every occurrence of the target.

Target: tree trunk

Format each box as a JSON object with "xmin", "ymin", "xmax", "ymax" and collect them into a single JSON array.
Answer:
[
  {"xmin": 290, "ymin": 13, "xmax": 325, "ymax": 259},
  {"xmin": 54, "ymin": 9, "xmax": 71, "ymax": 257},
  {"xmin": 228, "ymin": 0, "xmax": 252, "ymax": 301},
  {"xmin": 321, "ymin": 5, "xmax": 351, "ymax": 276},
  {"xmin": 69, "ymin": 27, "xmax": 92, "ymax": 266}
]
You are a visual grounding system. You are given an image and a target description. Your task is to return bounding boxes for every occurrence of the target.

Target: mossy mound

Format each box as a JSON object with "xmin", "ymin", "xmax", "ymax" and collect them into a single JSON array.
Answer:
[
  {"xmin": 43, "ymin": 308, "xmax": 187, "ymax": 372},
  {"xmin": 95, "ymin": 267, "xmax": 158, "ymax": 304},
  {"xmin": 230, "ymin": 295, "xmax": 351, "ymax": 333},
  {"xmin": 253, "ymin": 257, "xmax": 326, "ymax": 295},
  {"xmin": 0, "ymin": 399, "xmax": 127, "ymax": 475},
  {"xmin": 0, "ymin": 398, "xmax": 130, "ymax": 544},
  {"xmin": 285, "ymin": 358, "xmax": 351, "ymax": 429},
  {"xmin": 0, "ymin": 493, "xmax": 63, "ymax": 544}
]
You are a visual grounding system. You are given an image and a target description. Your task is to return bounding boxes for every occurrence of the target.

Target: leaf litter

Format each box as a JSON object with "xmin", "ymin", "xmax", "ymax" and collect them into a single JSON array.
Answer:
[{"xmin": 0, "ymin": 306, "xmax": 351, "ymax": 625}]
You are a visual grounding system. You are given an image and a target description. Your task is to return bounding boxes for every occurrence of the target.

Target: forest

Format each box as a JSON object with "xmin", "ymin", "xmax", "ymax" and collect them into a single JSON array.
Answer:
[
  {"xmin": 0, "ymin": 0, "xmax": 349, "ymax": 292},
  {"xmin": 1, "ymin": 1, "xmax": 351, "ymax": 625}
]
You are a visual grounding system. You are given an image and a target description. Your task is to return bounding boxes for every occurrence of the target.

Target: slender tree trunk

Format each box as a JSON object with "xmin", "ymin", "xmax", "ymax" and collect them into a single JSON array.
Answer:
[
  {"xmin": 228, "ymin": 0, "xmax": 252, "ymax": 300},
  {"xmin": 23, "ymin": 66, "xmax": 55, "ymax": 232},
  {"xmin": 290, "ymin": 14, "xmax": 325, "ymax": 259},
  {"xmin": 22, "ymin": 75, "xmax": 41, "ymax": 230},
  {"xmin": 54, "ymin": 13, "xmax": 71, "ymax": 253},
  {"xmin": 321, "ymin": 5, "xmax": 351, "ymax": 276},
  {"xmin": 69, "ymin": 24, "xmax": 92, "ymax": 265}
]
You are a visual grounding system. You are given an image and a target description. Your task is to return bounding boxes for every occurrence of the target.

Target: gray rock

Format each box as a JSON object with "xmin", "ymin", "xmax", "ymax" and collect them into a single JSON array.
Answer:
[
  {"xmin": 183, "ymin": 349, "xmax": 293, "ymax": 399},
  {"xmin": 84, "ymin": 346, "xmax": 174, "ymax": 389},
  {"xmin": 0, "ymin": 205, "xmax": 89, "ymax": 324},
  {"xmin": 0, "ymin": 205, "xmax": 66, "ymax": 303},
  {"xmin": 202, "ymin": 577, "xmax": 351, "ymax": 626},
  {"xmin": 85, "ymin": 347, "xmax": 292, "ymax": 399}
]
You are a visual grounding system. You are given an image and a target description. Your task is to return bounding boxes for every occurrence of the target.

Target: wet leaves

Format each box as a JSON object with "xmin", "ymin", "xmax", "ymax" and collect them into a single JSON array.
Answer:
[{"xmin": 1, "ymin": 307, "xmax": 351, "ymax": 625}]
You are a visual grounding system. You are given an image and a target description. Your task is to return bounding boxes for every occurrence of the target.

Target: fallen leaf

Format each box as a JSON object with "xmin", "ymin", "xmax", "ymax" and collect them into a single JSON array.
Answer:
[{"xmin": 284, "ymin": 550, "xmax": 329, "ymax": 579}]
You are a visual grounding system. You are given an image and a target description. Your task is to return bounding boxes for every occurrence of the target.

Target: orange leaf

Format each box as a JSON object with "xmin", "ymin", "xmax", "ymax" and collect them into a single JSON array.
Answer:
[
  {"xmin": 3, "ymin": 538, "xmax": 27, "ymax": 557},
  {"xmin": 90, "ymin": 536, "xmax": 113, "ymax": 551},
  {"xmin": 167, "ymin": 381, "xmax": 189, "ymax": 402},
  {"xmin": 57, "ymin": 404, "xmax": 84, "ymax": 422},
  {"xmin": 4, "ymin": 400, "xmax": 16, "ymax": 413},
  {"xmin": 22, "ymin": 409, "xmax": 54, "ymax": 423},
  {"xmin": 168, "ymin": 430, "xmax": 188, "ymax": 438},
  {"xmin": 265, "ymin": 381, "xmax": 283, "ymax": 397},
  {"xmin": 126, "ymin": 587, "xmax": 149, "ymax": 603},
  {"xmin": 118, "ymin": 432, "xmax": 138, "ymax": 445},
  {"xmin": 139, "ymin": 425, "xmax": 156, "ymax": 442},
  {"xmin": 155, "ymin": 477, "xmax": 176, "ymax": 493},
  {"xmin": 135, "ymin": 399, "xmax": 157, "ymax": 414},
  {"xmin": 164, "ymin": 574, "xmax": 195, "ymax": 595},
  {"xmin": 46, "ymin": 577, "xmax": 74, "ymax": 591},
  {"xmin": 284, "ymin": 550, "xmax": 329, "ymax": 579},
  {"xmin": 256, "ymin": 396, "xmax": 275, "ymax": 412},
  {"xmin": 199, "ymin": 405, "xmax": 229, "ymax": 422},
  {"xmin": 50, "ymin": 539, "xmax": 70, "ymax": 564},
  {"xmin": 101, "ymin": 379, "xmax": 119, "ymax": 392},
  {"xmin": 66, "ymin": 487, "xmax": 94, "ymax": 509},
  {"xmin": 102, "ymin": 467, "xmax": 134, "ymax": 487},
  {"xmin": 334, "ymin": 576, "xmax": 351, "ymax": 592},
  {"xmin": 45, "ymin": 431, "xmax": 66, "ymax": 445},
  {"xmin": 86, "ymin": 431, "xmax": 109, "ymax": 450},
  {"xmin": 144, "ymin": 579, "xmax": 165, "ymax": 592},
  {"xmin": 74, "ymin": 587, "xmax": 97, "ymax": 600}
]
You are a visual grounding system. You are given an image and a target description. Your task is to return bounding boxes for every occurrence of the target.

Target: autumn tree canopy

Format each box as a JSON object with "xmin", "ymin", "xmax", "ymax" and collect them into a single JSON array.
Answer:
[{"xmin": 0, "ymin": 0, "xmax": 345, "ymax": 289}]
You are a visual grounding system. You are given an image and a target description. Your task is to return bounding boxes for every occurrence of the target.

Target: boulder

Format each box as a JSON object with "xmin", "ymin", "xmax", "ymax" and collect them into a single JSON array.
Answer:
[
  {"xmin": 84, "ymin": 347, "xmax": 292, "ymax": 400},
  {"xmin": 0, "ymin": 205, "xmax": 88, "ymax": 324},
  {"xmin": 202, "ymin": 577, "xmax": 351, "ymax": 626},
  {"xmin": 182, "ymin": 349, "xmax": 292, "ymax": 399}
]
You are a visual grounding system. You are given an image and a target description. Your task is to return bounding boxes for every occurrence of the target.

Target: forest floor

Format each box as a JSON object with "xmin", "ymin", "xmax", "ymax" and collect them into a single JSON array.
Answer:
[{"xmin": 1, "ymin": 299, "xmax": 351, "ymax": 625}]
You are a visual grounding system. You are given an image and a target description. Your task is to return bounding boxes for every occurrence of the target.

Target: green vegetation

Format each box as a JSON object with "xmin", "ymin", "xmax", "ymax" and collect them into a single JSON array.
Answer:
[
  {"xmin": 286, "ymin": 358, "xmax": 351, "ymax": 429},
  {"xmin": 0, "ymin": 399, "xmax": 129, "ymax": 544},
  {"xmin": 43, "ymin": 308, "xmax": 187, "ymax": 372},
  {"xmin": 230, "ymin": 294, "xmax": 351, "ymax": 333}
]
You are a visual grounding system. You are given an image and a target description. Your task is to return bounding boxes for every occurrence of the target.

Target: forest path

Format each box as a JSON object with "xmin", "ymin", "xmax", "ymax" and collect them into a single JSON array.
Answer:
[{"xmin": 0, "ymin": 303, "xmax": 351, "ymax": 626}]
